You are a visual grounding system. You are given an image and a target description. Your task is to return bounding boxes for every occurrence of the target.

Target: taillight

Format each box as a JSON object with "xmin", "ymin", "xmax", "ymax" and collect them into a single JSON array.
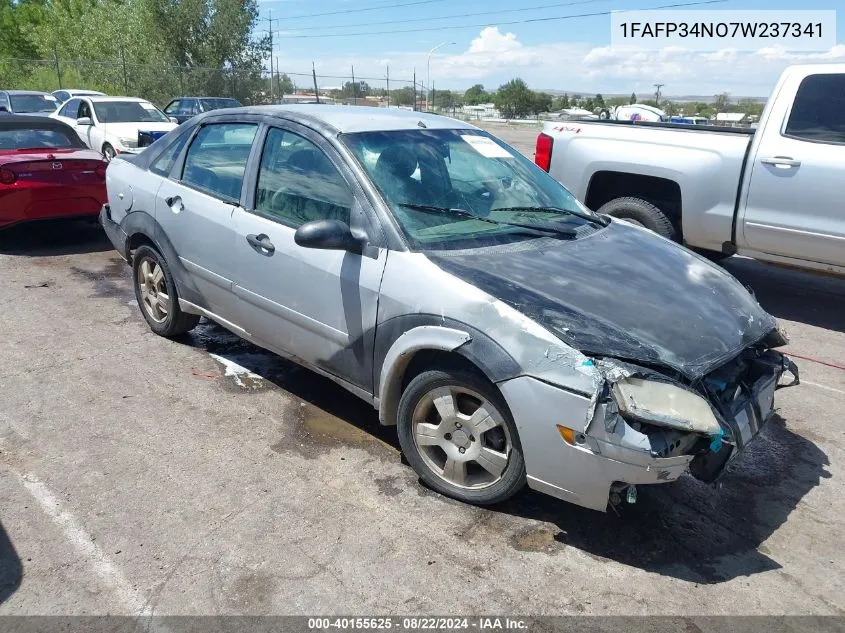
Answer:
[
  {"xmin": 535, "ymin": 133, "xmax": 553, "ymax": 172},
  {"xmin": 534, "ymin": 134, "xmax": 555, "ymax": 171},
  {"xmin": 0, "ymin": 168, "xmax": 16, "ymax": 185},
  {"xmin": 95, "ymin": 164, "xmax": 107, "ymax": 180}
]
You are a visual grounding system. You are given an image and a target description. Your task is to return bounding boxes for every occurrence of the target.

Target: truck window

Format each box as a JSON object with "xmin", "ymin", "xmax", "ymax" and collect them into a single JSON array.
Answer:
[{"xmin": 784, "ymin": 73, "xmax": 845, "ymax": 145}]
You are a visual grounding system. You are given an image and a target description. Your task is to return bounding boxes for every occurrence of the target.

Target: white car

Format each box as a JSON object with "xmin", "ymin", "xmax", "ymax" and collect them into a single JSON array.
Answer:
[
  {"xmin": 51, "ymin": 89, "xmax": 105, "ymax": 104},
  {"xmin": 51, "ymin": 95, "xmax": 177, "ymax": 160}
]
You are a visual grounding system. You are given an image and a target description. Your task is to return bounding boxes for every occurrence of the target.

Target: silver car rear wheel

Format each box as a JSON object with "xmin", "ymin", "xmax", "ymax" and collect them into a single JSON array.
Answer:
[
  {"xmin": 137, "ymin": 257, "xmax": 169, "ymax": 323},
  {"xmin": 397, "ymin": 369, "xmax": 526, "ymax": 505}
]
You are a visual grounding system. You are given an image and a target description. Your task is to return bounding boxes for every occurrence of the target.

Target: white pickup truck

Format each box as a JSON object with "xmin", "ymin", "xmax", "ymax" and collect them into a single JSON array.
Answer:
[{"xmin": 536, "ymin": 64, "xmax": 845, "ymax": 276}]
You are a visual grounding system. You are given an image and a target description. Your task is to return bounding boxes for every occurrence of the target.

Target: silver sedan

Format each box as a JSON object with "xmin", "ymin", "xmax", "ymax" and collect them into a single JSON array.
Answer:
[{"xmin": 99, "ymin": 105, "xmax": 798, "ymax": 511}]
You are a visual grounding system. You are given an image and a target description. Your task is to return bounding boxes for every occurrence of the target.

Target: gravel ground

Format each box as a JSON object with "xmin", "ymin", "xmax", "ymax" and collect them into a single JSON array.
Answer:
[{"xmin": 0, "ymin": 126, "xmax": 843, "ymax": 618}]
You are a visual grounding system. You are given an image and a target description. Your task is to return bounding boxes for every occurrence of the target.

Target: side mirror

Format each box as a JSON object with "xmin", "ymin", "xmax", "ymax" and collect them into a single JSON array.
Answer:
[
  {"xmin": 294, "ymin": 219, "xmax": 367, "ymax": 252},
  {"xmin": 169, "ymin": 116, "xmax": 179, "ymax": 124},
  {"xmin": 77, "ymin": 116, "xmax": 93, "ymax": 126}
]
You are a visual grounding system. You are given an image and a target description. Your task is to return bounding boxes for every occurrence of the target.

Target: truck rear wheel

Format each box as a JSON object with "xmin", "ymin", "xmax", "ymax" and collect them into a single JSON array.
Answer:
[{"xmin": 597, "ymin": 197, "xmax": 677, "ymax": 241}]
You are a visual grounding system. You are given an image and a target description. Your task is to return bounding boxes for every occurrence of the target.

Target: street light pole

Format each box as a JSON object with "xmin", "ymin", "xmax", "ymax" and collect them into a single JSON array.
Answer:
[{"xmin": 426, "ymin": 41, "xmax": 455, "ymax": 112}]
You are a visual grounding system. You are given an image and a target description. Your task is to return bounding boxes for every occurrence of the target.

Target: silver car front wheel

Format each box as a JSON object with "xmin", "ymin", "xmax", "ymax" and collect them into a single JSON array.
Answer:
[{"xmin": 397, "ymin": 369, "xmax": 525, "ymax": 505}]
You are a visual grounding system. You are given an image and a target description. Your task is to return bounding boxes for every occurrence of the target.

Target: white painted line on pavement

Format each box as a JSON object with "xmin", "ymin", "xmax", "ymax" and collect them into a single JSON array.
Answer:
[
  {"xmin": 803, "ymin": 380, "xmax": 845, "ymax": 397},
  {"xmin": 16, "ymin": 472, "xmax": 157, "ymax": 618}
]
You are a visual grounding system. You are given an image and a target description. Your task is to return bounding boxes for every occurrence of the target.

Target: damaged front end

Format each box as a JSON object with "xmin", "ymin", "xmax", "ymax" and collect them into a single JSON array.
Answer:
[{"xmin": 588, "ymin": 338, "xmax": 800, "ymax": 493}]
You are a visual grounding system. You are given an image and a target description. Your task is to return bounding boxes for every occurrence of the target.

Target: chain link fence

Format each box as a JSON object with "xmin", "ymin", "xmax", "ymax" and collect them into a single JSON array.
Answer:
[{"xmin": 0, "ymin": 57, "xmax": 425, "ymax": 110}]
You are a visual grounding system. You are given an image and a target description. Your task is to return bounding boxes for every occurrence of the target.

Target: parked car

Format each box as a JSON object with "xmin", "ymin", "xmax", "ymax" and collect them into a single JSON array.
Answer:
[
  {"xmin": 162, "ymin": 96, "xmax": 242, "ymax": 124},
  {"xmin": 51, "ymin": 96, "xmax": 177, "ymax": 160},
  {"xmin": 0, "ymin": 90, "xmax": 59, "ymax": 116},
  {"xmin": 0, "ymin": 115, "xmax": 108, "ymax": 230},
  {"xmin": 100, "ymin": 105, "xmax": 797, "ymax": 512},
  {"xmin": 52, "ymin": 89, "xmax": 105, "ymax": 104},
  {"xmin": 537, "ymin": 63, "xmax": 845, "ymax": 277}
]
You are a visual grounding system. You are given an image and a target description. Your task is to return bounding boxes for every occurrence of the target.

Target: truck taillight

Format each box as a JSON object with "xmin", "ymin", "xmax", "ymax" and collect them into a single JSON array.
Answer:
[
  {"xmin": 0, "ymin": 168, "xmax": 16, "ymax": 185},
  {"xmin": 535, "ymin": 133, "xmax": 553, "ymax": 172}
]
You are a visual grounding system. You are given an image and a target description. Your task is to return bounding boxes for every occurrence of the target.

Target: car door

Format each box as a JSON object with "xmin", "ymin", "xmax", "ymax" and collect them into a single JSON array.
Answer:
[
  {"xmin": 76, "ymin": 99, "xmax": 100, "ymax": 151},
  {"xmin": 156, "ymin": 120, "xmax": 260, "ymax": 323},
  {"xmin": 232, "ymin": 124, "xmax": 387, "ymax": 392},
  {"xmin": 740, "ymin": 71, "xmax": 845, "ymax": 267}
]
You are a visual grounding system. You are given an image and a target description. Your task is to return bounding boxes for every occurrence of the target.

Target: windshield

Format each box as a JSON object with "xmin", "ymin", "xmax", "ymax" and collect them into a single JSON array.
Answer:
[
  {"xmin": 0, "ymin": 128, "xmax": 78, "ymax": 150},
  {"xmin": 93, "ymin": 101, "xmax": 169, "ymax": 123},
  {"xmin": 341, "ymin": 128, "xmax": 600, "ymax": 250},
  {"xmin": 10, "ymin": 94, "xmax": 58, "ymax": 113},
  {"xmin": 199, "ymin": 98, "xmax": 240, "ymax": 111}
]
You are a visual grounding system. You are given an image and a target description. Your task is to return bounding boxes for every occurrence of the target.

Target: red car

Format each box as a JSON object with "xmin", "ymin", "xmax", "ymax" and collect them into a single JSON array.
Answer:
[{"xmin": 0, "ymin": 114, "xmax": 108, "ymax": 230}]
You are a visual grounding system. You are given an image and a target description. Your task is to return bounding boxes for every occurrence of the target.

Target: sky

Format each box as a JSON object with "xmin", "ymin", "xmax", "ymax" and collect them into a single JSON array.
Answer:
[{"xmin": 259, "ymin": 0, "xmax": 844, "ymax": 97}]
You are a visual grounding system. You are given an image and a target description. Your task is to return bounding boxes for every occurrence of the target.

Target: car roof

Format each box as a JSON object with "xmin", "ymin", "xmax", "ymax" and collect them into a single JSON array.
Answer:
[
  {"xmin": 60, "ymin": 89, "xmax": 105, "ymax": 95},
  {"xmin": 83, "ymin": 96, "xmax": 150, "ymax": 103},
  {"xmin": 172, "ymin": 96, "xmax": 239, "ymax": 100},
  {"xmin": 0, "ymin": 113, "xmax": 79, "ymax": 130},
  {"xmin": 208, "ymin": 104, "xmax": 478, "ymax": 134},
  {"xmin": 1, "ymin": 90, "xmax": 53, "ymax": 96}
]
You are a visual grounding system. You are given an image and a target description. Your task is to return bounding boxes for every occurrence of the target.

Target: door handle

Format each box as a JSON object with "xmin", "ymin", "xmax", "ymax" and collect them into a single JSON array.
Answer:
[
  {"xmin": 760, "ymin": 156, "xmax": 801, "ymax": 168},
  {"xmin": 164, "ymin": 195, "xmax": 184, "ymax": 212},
  {"xmin": 246, "ymin": 233, "xmax": 275, "ymax": 253}
]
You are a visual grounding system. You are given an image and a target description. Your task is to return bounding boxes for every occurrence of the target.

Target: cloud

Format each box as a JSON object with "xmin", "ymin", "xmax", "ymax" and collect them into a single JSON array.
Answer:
[{"xmin": 273, "ymin": 27, "xmax": 845, "ymax": 96}]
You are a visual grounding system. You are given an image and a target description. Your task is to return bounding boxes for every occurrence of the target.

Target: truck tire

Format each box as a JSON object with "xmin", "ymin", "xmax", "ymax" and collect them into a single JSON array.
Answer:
[{"xmin": 597, "ymin": 197, "xmax": 677, "ymax": 241}]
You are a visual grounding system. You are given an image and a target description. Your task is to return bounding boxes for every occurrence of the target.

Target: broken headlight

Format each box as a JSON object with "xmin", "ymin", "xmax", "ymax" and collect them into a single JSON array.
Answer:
[{"xmin": 611, "ymin": 377, "xmax": 721, "ymax": 436}]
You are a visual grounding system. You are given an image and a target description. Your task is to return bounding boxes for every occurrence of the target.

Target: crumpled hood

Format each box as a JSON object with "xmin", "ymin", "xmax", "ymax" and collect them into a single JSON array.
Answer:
[{"xmin": 427, "ymin": 220, "xmax": 778, "ymax": 380}]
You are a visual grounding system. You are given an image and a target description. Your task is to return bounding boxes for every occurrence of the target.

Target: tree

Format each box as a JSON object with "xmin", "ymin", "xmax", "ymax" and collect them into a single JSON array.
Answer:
[
  {"xmin": 494, "ymin": 79, "xmax": 535, "ymax": 119},
  {"xmin": 464, "ymin": 84, "xmax": 487, "ymax": 105},
  {"xmin": 594, "ymin": 93, "xmax": 605, "ymax": 108},
  {"xmin": 277, "ymin": 72, "xmax": 294, "ymax": 96},
  {"xmin": 712, "ymin": 92, "xmax": 730, "ymax": 112},
  {"xmin": 391, "ymin": 86, "xmax": 416, "ymax": 106},
  {"xmin": 433, "ymin": 89, "xmax": 459, "ymax": 110},
  {"xmin": 531, "ymin": 91, "xmax": 553, "ymax": 114},
  {"xmin": 630, "ymin": 92, "xmax": 637, "ymax": 104},
  {"xmin": 553, "ymin": 93, "xmax": 570, "ymax": 110},
  {"xmin": 341, "ymin": 80, "xmax": 370, "ymax": 98},
  {"xmin": 736, "ymin": 97, "xmax": 763, "ymax": 117}
]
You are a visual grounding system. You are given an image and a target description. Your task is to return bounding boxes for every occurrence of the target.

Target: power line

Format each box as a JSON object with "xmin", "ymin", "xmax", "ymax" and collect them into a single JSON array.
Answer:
[
  {"xmin": 279, "ymin": 0, "xmax": 449, "ymax": 21},
  {"xmin": 275, "ymin": 0, "xmax": 728, "ymax": 38},
  {"xmin": 275, "ymin": 0, "xmax": 610, "ymax": 32}
]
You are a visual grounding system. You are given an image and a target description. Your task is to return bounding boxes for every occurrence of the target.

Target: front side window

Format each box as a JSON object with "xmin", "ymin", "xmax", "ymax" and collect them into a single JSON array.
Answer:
[
  {"xmin": 181, "ymin": 123, "xmax": 257, "ymax": 201},
  {"xmin": 150, "ymin": 132, "xmax": 190, "ymax": 177},
  {"xmin": 342, "ymin": 128, "xmax": 598, "ymax": 250},
  {"xmin": 163, "ymin": 100, "xmax": 180, "ymax": 115},
  {"xmin": 785, "ymin": 73, "xmax": 845, "ymax": 145},
  {"xmin": 59, "ymin": 99, "xmax": 80, "ymax": 118},
  {"xmin": 93, "ymin": 101, "xmax": 169, "ymax": 123},
  {"xmin": 78, "ymin": 100, "xmax": 92, "ymax": 120},
  {"xmin": 254, "ymin": 127, "xmax": 352, "ymax": 227}
]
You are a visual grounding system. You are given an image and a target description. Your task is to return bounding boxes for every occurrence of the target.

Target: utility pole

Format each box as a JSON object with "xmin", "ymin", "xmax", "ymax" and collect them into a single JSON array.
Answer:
[
  {"xmin": 119, "ymin": 47, "xmax": 128, "ymax": 94},
  {"xmin": 312, "ymin": 62, "xmax": 320, "ymax": 104},
  {"xmin": 351, "ymin": 65, "xmax": 356, "ymax": 105},
  {"xmin": 386, "ymin": 65, "xmax": 390, "ymax": 108},
  {"xmin": 413, "ymin": 69, "xmax": 416, "ymax": 111},
  {"xmin": 267, "ymin": 10, "xmax": 274, "ymax": 103},
  {"xmin": 276, "ymin": 56, "xmax": 281, "ymax": 97},
  {"xmin": 654, "ymin": 83, "xmax": 664, "ymax": 106},
  {"xmin": 53, "ymin": 44, "xmax": 62, "ymax": 89}
]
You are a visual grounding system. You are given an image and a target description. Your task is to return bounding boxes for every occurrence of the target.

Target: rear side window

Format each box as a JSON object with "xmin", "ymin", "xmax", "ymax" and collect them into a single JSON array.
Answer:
[
  {"xmin": 784, "ymin": 73, "xmax": 845, "ymax": 145},
  {"xmin": 163, "ymin": 100, "xmax": 180, "ymax": 115},
  {"xmin": 181, "ymin": 123, "xmax": 257, "ymax": 202}
]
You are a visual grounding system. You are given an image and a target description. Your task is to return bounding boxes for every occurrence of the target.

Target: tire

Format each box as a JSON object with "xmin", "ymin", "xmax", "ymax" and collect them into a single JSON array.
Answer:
[
  {"xmin": 132, "ymin": 244, "xmax": 200, "ymax": 337},
  {"xmin": 597, "ymin": 196, "xmax": 677, "ymax": 241},
  {"xmin": 102, "ymin": 143, "xmax": 115, "ymax": 162},
  {"xmin": 397, "ymin": 369, "xmax": 526, "ymax": 505}
]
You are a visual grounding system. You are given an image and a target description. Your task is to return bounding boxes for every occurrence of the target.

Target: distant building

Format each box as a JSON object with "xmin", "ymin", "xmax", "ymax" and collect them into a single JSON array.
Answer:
[
  {"xmin": 460, "ymin": 103, "xmax": 501, "ymax": 119},
  {"xmin": 714, "ymin": 112, "xmax": 749, "ymax": 126}
]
